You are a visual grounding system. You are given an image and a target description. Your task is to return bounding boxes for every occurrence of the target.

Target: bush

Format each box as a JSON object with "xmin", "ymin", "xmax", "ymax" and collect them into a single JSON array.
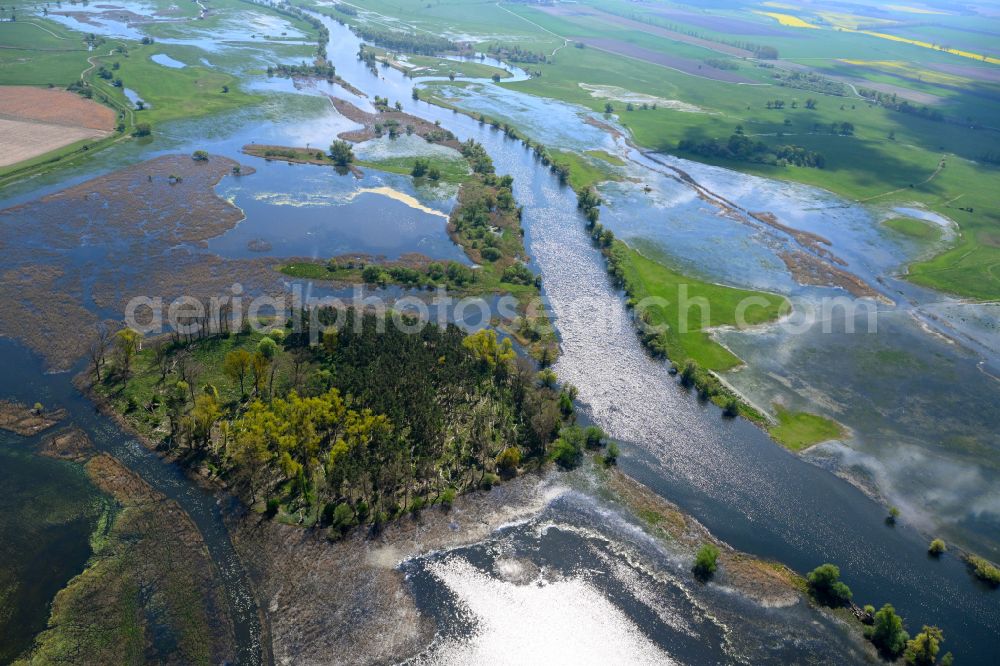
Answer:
[
  {"xmin": 928, "ymin": 539, "xmax": 946, "ymax": 557},
  {"xmin": 693, "ymin": 543, "xmax": 719, "ymax": 580},
  {"xmin": 806, "ymin": 563, "xmax": 852, "ymax": 606},
  {"xmin": 550, "ymin": 427, "xmax": 584, "ymax": 469},
  {"xmin": 265, "ymin": 498, "xmax": 280, "ymax": 518},
  {"xmin": 480, "ymin": 472, "xmax": 500, "ymax": 490},
  {"xmin": 886, "ymin": 506, "xmax": 900, "ymax": 525},
  {"xmin": 440, "ymin": 487, "xmax": 456, "ymax": 510},
  {"xmin": 480, "ymin": 246, "xmax": 502, "ymax": 262},
  {"xmin": 583, "ymin": 425, "xmax": 605, "ymax": 449},
  {"xmin": 967, "ymin": 554, "xmax": 1000, "ymax": 587},
  {"xmin": 192, "ymin": 150, "xmax": 209, "ymax": 161},
  {"xmin": 496, "ymin": 446, "xmax": 521, "ymax": 476},
  {"xmin": 604, "ymin": 442, "xmax": 620, "ymax": 466}
]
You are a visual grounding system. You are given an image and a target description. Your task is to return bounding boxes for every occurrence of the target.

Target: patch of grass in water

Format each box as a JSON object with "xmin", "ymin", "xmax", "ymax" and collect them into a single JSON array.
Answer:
[
  {"xmin": 768, "ymin": 406, "xmax": 845, "ymax": 452},
  {"xmin": 549, "ymin": 149, "xmax": 621, "ymax": 191},
  {"xmin": 883, "ymin": 216, "xmax": 942, "ymax": 241},
  {"xmin": 610, "ymin": 242, "xmax": 787, "ymax": 372},
  {"xmin": 355, "ymin": 154, "xmax": 470, "ymax": 184},
  {"xmin": 585, "ymin": 149, "xmax": 626, "ymax": 166}
]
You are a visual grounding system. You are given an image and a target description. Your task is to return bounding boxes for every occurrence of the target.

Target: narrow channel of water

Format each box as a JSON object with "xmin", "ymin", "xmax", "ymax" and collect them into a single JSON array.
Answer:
[{"xmin": 0, "ymin": 340, "xmax": 264, "ymax": 666}]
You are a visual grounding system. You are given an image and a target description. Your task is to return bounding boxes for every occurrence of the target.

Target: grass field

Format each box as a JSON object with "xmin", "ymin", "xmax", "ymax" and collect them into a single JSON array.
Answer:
[
  {"xmin": 481, "ymin": 2, "xmax": 1000, "ymax": 301},
  {"xmin": 549, "ymin": 149, "xmax": 621, "ymax": 191},
  {"xmin": 768, "ymin": 406, "xmax": 846, "ymax": 452},
  {"xmin": 0, "ymin": 0, "xmax": 319, "ymax": 178},
  {"xmin": 609, "ymin": 242, "xmax": 787, "ymax": 372},
  {"xmin": 883, "ymin": 216, "xmax": 943, "ymax": 240}
]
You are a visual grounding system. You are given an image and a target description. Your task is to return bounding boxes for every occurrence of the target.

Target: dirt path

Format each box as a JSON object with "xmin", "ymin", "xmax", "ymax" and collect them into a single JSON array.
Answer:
[
  {"xmin": 858, "ymin": 155, "xmax": 947, "ymax": 203},
  {"xmin": 495, "ymin": 2, "xmax": 568, "ymax": 57}
]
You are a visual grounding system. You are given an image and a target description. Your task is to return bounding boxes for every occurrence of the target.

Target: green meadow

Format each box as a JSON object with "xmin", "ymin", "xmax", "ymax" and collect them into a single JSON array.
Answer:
[{"xmin": 609, "ymin": 241, "xmax": 787, "ymax": 372}]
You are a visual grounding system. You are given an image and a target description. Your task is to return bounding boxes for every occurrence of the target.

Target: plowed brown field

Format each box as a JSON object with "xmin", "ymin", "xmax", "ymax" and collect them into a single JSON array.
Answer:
[{"xmin": 0, "ymin": 86, "xmax": 116, "ymax": 167}]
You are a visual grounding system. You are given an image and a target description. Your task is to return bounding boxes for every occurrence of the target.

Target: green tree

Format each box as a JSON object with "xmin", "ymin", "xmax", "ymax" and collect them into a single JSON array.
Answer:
[
  {"xmin": 928, "ymin": 539, "xmax": 946, "ymax": 557},
  {"xmin": 868, "ymin": 603, "xmax": 909, "ymax": 659},
  {"xmin": 496, "ymin": 447, "xmax": 521, "ymax": 476},
  {"xmin": 463, "ymin": 329, "xmax": 515, "ymax": 371},
  {"xmin": 329, "ymin": 139, "xmax": 354, "ymax": 166},
  {"xmin": 693, "ymin": 543, "xmax": 720, "ymax": 580},
  {"xmin": 904, "ymin": 626, "xmax": 943, "ymax": 665},
  {"xmin": 114, "ymin": 328, "xmax": 142, "ymax": 380},
  {"xmin": 190, "ymin": 393, "xmax": 221, "ymax": 450},
  {"xmin": 411, "ymin": 158, "xmax": 429, "ymax": 177},
  {"xmin": 223, "ymin": 349, "xmax": 252, "ymax": 395},
  {"xmin": 806, "ymin": 563, "xmax": 852, "ymax": 606}
]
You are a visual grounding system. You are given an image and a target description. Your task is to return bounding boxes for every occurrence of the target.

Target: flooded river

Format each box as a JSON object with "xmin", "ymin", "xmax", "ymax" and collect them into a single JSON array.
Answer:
[{"xmin": 2, "ymin": 3, "xmax": 998, "ymax": 663}]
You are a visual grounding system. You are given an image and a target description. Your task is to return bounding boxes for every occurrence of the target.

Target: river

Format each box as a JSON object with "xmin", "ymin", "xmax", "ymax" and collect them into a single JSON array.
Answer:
[{"xmin": 1, "ymin": 2, "xmax": 998, "ymax": 663}]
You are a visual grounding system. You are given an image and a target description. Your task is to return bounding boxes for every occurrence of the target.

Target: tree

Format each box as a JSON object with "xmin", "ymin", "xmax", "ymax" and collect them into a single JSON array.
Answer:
[
  {"xmin": 693, "ymin": 543, "xmax": 719, "ymax": 580},
  {"xmin": 604, "ymin": 101, "xmax": 614, "ymax": 114},
  {"xmin": 904, "ymin": 626, "xmax": 943, "ymax": 665},
  {"xmin": 114, "ymin": 328, "xmax": 142, "ymax": 380},
  {"xmin": 928, "ymin": 539, "xmax": 946, "ymax": 556},
  {"xmin": 411, "ymin": 158, "xmax": 429, "ymax": 177},
  {"xmin": 806, "ymin": 563, "xmax": 852, "ymax": 606},
  {"xmin": 192, "ymin": 150, "xmax": 209, "ymax": 161},
  {"xmin": 604, "ymin": 441, "xmax": 620, "ymax": 466},
  {"xmin": 88, "ymin": 323, "xmax": 111, "ymax": 382},
  {"xmin": 190, "ymin": 393, "xmax": 221, "ymax": 450},
  {"xmin": 223, "ymin": 349, "xmax": 252, "ymax": 395},
  {"xmin": 886, "ymin": 505, "xmax": 900, "ymax": 525},
  {"xmin": 868, "ymin": 603, "xmax": 909, "ymax": 659},
  {"xmin": 133, "ymin": 122, "xmax": 151, "ymax": 136},
  {"xmin": 549, "ymin": 426, "xmax": 584, "ymax": 469},
  {"xmin": 496, "ymin": 447, "xmax": 521, "ymax": 477},
  {"xmin": 462, "ymin": 329, "xmax": 515, "ymax": 372},
  {"xmin": 329, "ymin": 140, "xmax": 354, "ymax": 166}
]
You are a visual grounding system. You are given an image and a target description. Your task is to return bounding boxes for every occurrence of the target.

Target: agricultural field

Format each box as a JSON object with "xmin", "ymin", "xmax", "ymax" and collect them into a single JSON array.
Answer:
[
  {"xmin": 0, "ymin": 87, "xmax": 116, "ymax": 167},
  {"xmin": 0, "ymin": 0, "xmax": 319, "ymax": 177},
  {"xmin": 384, "ymin": 0, "xmax": 1000, "ymax": 300}
]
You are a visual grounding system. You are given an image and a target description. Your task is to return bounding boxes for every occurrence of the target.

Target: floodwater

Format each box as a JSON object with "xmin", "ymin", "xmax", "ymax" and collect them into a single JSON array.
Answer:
[
  {"xmin": 0, "ymin": 431, "xmax": 104, "ymax": 663},
  {"xmin": 2, "ymin": 2, "xmax": 999, "ymax": 663}
]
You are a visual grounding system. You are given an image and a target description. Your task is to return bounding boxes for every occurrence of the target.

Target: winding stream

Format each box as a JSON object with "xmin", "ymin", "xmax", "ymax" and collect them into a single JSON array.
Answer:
[{"xmin": 2, "ymin": 4, "xmax": 999, "ymax": 663}]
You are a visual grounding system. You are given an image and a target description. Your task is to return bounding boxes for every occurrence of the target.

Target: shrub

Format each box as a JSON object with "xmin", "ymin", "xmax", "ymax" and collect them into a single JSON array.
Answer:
[
  {"xmin": 604, "ymin": 441, "xmax": 620, "ymax": 466},
  {"xmin": 693, "ymin": 543, "xmax": 719, "ymax": 580},
  {"xmin": 886, "ymin": 506, "xmax": 900, "ymax": 525},
  {"xmin": 480, "ymin": 246, "xmax": 502, "ymax": 262},
  {"xmin": 928, "ymin": 539, "xmax": 946, "ymax": 557},
  {"xmin": 440, "ymin": 487, "xmax": 456, "ymax": 510},
  {"xmin": 192, "ymin": 150, "xmax": 209, "ymax": 161},
  {"xmin": 480, "ymin": 472, "xmax": 500, "ymax": 490},
  {"xmin": 967, "ymin": 554, "xmax": 1000, "ymax": 587},
  {"xmin": 583, "ymin": 425, "xmax": 605, "ymax": 449},
  {"xmin": 806, "ymin": 563, "xmax": 852, "ymax": 606},
  {"xmin": 265, "ymin": 498, "xmax": 280, "ymax": 518},
  {"xmin": 496, "ymin": 447, "xmax": 521, "ymax": 475},
  {"xmin": 550, "ymin": 427, "xmax": 584, "ymax": 469}
]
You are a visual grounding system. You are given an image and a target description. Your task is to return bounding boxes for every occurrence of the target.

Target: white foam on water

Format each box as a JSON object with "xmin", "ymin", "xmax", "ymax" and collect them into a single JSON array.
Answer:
[{"xmin": 413, "ymin": 556, "xmax": 674, "ymax": 665}]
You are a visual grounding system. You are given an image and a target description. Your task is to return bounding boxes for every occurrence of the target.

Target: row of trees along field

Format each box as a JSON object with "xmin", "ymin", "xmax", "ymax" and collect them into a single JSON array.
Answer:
[{"xmin": 93, "ymin": 309, "xmax": 603, "ymax": 534}]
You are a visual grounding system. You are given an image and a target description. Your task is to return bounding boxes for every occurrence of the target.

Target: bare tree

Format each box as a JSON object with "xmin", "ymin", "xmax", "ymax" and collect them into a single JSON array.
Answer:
[{"xmin": 87, "ymin": 323, "xmax": 112, "ymax": 382}]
